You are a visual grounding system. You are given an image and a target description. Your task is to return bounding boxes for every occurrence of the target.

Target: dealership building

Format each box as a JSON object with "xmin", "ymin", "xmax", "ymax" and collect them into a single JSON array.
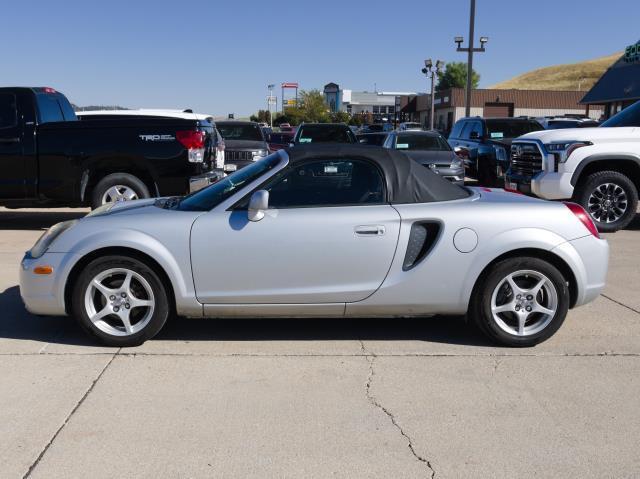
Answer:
[
  {"xmin": 401, "ymin": 88, "xmax": 604, "ymax": 134},
  {"xmin": 581, "ymin": 40, "xmax": 640, "ymax": 118},
  {"xmin": 323, "ymin": 83, "xmax": 417, "ymax": 121}
]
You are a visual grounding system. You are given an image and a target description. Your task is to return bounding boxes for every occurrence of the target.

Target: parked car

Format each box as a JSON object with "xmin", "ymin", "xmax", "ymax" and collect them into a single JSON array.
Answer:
[
  {"xmin": 267, "ymin": 132, "xmax": 294, "ymax": 152},
  {"xmin": 357, "ymin": 132, "xmax": 389, "ymax": 146},
  {"xmin": 0, "ymin": 87, "xmax": 220, "ymax": 209},
  {"xmin": 216, "ymin": 121, "xmax": 269, "ymax": 171},
  {"xmin": 448, "ymin": 117, "xmax": 544, "ymax": 186},
  {"xmin": 397, "ymin": 122, "xmax": 424, "ymax": 131},
  {"xmin": 383, "ymin": 131, "xmax": 464, "ymax": 185},
  {"xmin": 279, "ymin": 123, "xmax": 295, "ymax": 133},
  {"xmin": 507, "ymin": 100, "xmax": 640, "ymax": 232},
  {"xmin": 360, "ymin": 123, "xmax": 394, "ymax": 134},
  {"xmin": 20, "ymin": 145, "xmax": 608, "ymax": 348},
  {"xmin": 291, "ymin": 123, "xmax": 357, "ymax": 145},
  {"xmin": 78, "ymin": 109, "xmax": 226, "ymax": 172},
  {"xmin": 536, "ymin": 116, "xmax": 600, "ymax": 130}
]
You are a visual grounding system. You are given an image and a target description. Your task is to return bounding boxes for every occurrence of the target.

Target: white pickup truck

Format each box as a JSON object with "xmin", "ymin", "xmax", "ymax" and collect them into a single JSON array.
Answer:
[{"xmin": 506, "ymin": 101, "xmax": 640, "ymax": 232}]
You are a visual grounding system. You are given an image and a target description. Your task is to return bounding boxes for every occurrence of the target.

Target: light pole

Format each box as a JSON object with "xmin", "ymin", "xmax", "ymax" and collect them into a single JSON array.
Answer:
[
  {"xmin": 455, "ymin": 0, "xmax": 488, "ymax": 117},
  {"xmin": 422, "ymin": 59, "xmax": 444, "ymax": 131},
  {"xmin": 267, "ymin": 84, "xmax": 275, "ymax": 128}
]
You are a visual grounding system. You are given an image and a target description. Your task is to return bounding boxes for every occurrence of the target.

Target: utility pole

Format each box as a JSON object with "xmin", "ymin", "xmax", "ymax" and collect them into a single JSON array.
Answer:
[
  {"xmin": 455, "ymin": 0, "xmax": 488, "ymax": 117},
  {"xmin": 267, "ymin": 84, "xmax": 275, "ymax": 128},
  {"xmin": 422, "ymin": 59, "xmax": 444, "ymax": 130}
]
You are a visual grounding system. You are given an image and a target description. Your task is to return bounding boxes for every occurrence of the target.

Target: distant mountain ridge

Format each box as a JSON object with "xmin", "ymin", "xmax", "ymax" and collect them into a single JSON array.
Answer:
[
  {"xmin": 72, "ymin": 104, "xmax": 129, "ymax": 111},
  {"xmin": 489, "ymin": 53, "xmax": 621, "ymax": 91}
]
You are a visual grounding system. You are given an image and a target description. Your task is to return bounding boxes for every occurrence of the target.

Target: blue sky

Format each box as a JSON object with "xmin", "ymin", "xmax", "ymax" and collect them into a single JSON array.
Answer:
[{"xmin": 1, "ymin": 0, "xmax": 637, "ymax": 116}]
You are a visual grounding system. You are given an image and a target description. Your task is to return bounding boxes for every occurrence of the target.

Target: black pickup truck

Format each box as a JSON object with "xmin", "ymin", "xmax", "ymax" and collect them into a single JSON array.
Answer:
[{"xmin": 0, "ymin": 87, "xmax": 221, "ymax": 208}]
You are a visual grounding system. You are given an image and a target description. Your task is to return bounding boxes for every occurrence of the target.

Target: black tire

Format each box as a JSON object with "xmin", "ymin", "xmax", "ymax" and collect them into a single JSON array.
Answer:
[
  {"xmin": 470, "ymin": 257, "xmax": 569, "ymax": 347},
  {"xmin": 573, "ymin": 170, "xmax": 638, "ymax": 233},
  {"xmin": 90, "ymin": 173, "xmax": 150, "ymax": 209},
  {"xmin": 71, "ymin": 256, "xmax": 169, "ymax": 347}
]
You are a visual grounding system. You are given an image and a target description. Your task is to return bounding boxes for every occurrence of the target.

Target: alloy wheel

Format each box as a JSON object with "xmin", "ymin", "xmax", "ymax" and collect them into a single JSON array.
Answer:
[
  {"xmin": 587, "ymin": 182, "xmax": 628, "ymax": 224},
  {"xmin": 490, "ymin": 269, "xmax": 558, "ymax": 337},
  {"xmin": 101, "ymin": 185, "xmax": 139, "ymax": 204},
  {"xmin": 84, "ymin": 268, "xmax": 155, "ymax": 336}
]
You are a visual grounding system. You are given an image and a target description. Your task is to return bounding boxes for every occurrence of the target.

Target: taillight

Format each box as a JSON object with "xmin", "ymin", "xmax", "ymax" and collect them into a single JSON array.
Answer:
[
  {"xmin": 176, "ymin": 130, "xmax": 205, "ymax": 149},
  {"xmin": 564, "ymin": 202, "xmax": 600, "ymax": 238},
  {"xmin": 176, "ymin": 130, "xmax": 205, "ymax": 163},
  {"xmin": 43, "ymin": 87, "xmax": 57, "ymax": 94}
]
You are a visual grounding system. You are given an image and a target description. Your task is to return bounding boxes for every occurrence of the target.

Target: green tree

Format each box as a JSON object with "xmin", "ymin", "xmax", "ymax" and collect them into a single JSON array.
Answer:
[
  {"xmin": 436, "ymin": 62, "xmax": 480, "ymax": 91},
  {"xmin": 282, "ymin": 89, "xmax": 330, "ymax": 124},
  {"xmin": 331, "ymin": 111, "xmax": 351, "ymax": 123},
  {"xmin": 250, "ymin": 109, "xmax": 271, "ymax": 124}
]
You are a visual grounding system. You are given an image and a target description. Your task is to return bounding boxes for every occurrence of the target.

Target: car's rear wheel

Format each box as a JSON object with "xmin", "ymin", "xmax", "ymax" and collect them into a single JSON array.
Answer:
[
  {"xmin": 574, "ymin": 170, "xmax": 638, "ymax": 233},
  {"xmin": 471, "ymin": 257, "xmax": 569, "ymax": 347},
  {"xmin": 91, "ymin": 173, "xmax": 150, "ymax": 209},
  {"xmin": 72, "ymin": 256, "xmax": 169, "ymax": 347}
]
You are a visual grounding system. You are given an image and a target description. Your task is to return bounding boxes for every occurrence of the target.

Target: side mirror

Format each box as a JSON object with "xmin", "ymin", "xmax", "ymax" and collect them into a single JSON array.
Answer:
[
  {"xmin": 454, "ymin": 146, "xmax": 470, "ymax": 159},
  {"xmin": 469, "ymin": 131, "xmax": 480, "ymax": 140},
  {"xmin": 248, "ymin": 190, "xmax": 269, "ymax": 222}
]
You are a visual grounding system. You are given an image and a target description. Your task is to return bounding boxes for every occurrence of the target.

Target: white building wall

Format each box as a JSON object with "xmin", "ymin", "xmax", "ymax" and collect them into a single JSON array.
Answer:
[{"xmin": 514, "ymin": 107, "xmax": 603, "ymax": 120}]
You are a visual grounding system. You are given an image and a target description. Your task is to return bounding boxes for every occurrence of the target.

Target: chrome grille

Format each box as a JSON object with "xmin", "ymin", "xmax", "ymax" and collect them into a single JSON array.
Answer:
[
  {"xmin": 225, "ymin": 150, "xmax": 254, "ymax": 161},
  {"xmin": 510, "ymin": 142, "xmax": 543, "ymax": 177}
]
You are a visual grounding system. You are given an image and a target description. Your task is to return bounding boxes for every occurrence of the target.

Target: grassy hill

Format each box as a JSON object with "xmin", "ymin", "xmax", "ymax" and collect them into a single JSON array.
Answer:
[{"xmin": 489, "ymin": 52, "xmax": 620, "ymax": 91}]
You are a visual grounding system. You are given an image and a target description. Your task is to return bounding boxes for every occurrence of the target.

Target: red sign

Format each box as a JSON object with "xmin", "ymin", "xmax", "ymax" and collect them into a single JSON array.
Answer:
[{"xmin": 281, "ymin": 82, "xmax": 299, "ymax": 88}]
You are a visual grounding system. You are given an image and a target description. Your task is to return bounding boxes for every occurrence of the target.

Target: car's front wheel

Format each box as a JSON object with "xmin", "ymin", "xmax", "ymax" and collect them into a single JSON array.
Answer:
[
  {"xmin": 574, "ymin": 170, "xmax": 638, "ymax": 233},
  {"xmin": 72, "ymin": 256, "xmax": 169, "ymax": 347},
  {"xmin": 471, "ymin": 257, "xmax": 569, "ymax": 347}
]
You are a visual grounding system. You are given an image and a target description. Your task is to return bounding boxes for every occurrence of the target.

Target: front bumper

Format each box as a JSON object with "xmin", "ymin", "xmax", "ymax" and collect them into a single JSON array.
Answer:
[
  {"xmin": 20, "ymin": 252, "xmax": 79, "ymax": 316},
  {"xmin": 189, "ymin": 170, "xmax": 225, "ymax": 193},
  {"xmin": 506, "ymin": 170, "xmax": 575, "ymax": 200}
]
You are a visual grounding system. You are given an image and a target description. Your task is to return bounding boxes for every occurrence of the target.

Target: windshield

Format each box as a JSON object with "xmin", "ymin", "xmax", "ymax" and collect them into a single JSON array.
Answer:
[
  {"xmin": 178, "ymin": 155, "xmax": 281, "ymax": 211},
  {"xmin": 296, "ymin": 125, "xmax": 356, "ymax": 143},
  {"xmin": 601, "ymin": 101, "xmax": 640, "ymax": 127},
  {"xmin": 217, "ymin": 123, "xmax": 264, "ymax": 141},
  {"xmin": 485, "ymin": 120, "xmax": 543, "ymax": 139},
  {"xmin": 396, "ymin": 134, "xmax": 450, "ymax": 151}
]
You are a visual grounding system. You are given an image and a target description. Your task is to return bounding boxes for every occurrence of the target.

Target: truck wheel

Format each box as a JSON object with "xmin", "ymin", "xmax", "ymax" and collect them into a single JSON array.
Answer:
[
  {"xmin": 72, "ymin": 255, "xmax": 170, "ymax": 347},
  {"xmin": 574, "ymin": 171, "xmax": 638, "ymax": 233},
  {"xmin": 470, "ymin": 257, "xmax": 569, "ymax": 347},
  {"xmin": 91, "ymin": 173, "xmax": 150, "ymax": 209}
]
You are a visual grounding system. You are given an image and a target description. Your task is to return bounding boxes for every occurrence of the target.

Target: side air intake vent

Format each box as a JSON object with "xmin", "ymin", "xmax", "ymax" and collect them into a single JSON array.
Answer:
[{"xmin": 402, "ymin": 222, "xmax": 441, "ymax": 271}]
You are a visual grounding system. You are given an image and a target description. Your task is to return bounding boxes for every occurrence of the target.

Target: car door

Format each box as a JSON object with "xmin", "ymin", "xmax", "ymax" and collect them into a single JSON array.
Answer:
[
  {"xmin": 0, "ymin": 92, "xmax": 28, "ymax": 199},
  {"xmin": 190, "ymin": 158, "xmax": 401, "ymax": 304}
]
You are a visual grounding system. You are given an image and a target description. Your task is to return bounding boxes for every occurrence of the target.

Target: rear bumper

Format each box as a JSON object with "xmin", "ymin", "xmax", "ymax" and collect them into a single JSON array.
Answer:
[{"xmin": 552, "ymin": 235, "xmax": 609, "ymax": 308}]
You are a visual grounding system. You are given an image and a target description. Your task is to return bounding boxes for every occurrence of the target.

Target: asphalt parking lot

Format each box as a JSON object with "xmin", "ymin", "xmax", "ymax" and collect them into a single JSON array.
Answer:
[{"xmin": 1, "ymin": 207, "xmax": 639, "ymax": 478}]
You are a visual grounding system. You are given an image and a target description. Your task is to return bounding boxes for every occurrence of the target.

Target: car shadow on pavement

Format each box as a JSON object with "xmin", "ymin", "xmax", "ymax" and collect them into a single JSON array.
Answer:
[
  {"xmin": 0, "ymin": 209, "xmax": 87, "ymax": 231},
  {"xmin": 0, "ymin": 285, "xmax": 494, "ymax": 348}
]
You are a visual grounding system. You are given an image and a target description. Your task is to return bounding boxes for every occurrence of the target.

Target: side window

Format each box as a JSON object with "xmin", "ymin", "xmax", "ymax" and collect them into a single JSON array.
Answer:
[
  {"xmin": 266, "ymin": 159, "xmax": 385, "ymax": 208},
  {"xmin": 0, "ymin": 93, "xmax": 18, "ymax": 129},
  {"xmin": 460, "ymin": 121, "xmax": 472, "ymax": 139},
  {"xmin": 469, "ymin": 121, "xmax": 483, "ymax": 139},
  {"xmin": 36, "ymin": 94, "xmax": 64, "ymax": 123},
  {"xmin": 449, "ymin": 121, "xmax": 464, "ymax": 139}
]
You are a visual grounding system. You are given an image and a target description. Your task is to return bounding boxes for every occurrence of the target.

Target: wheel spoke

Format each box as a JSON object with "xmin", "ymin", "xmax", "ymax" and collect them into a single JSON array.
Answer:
[
  {"xmin": 528, "ymin": 278, "xmax": 546, "ymax": 296},
  {"xmin": 92, "ymin": 279, "xmax": 116, "ymax": 299},
  {"xmin": 90, "ymin": 306, "xmax": 111, "ymax": 324},
  {"xmin": 123, "ymin": 188, "xmax": 138, "ymax": 201},
  {"xmin": 119, "ymin": 310, "xmax": 133, "ymax": 334},
  {"xmin": 105, "ymin": 186, "xmax": 120, "ymax": 201},
  {"xmin": 121, "ymin": 271, "xmax": 133, "ymax": 296},
  {"xmin": 506, "ymin": 274, "xmax": 521, "ymax": 296},
  {"xmin": 492, "ymin": 302, "xmax": 514, "ymax": 314},
  {"xmin": 130, "ymin": 298, "xmax": 153, "ymax": 308},
  {"xmin": 517, "ymin": 313, "xmax": 526, "ymax": 335},
  {"xmin": 534, "ymin": 304, "xmax": 555, "ymax": 316}
]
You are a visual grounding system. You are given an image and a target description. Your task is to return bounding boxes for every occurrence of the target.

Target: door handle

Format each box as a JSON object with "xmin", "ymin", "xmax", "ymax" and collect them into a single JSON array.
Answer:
[
  {"xmin": 354, "ymin": 225, "xmax": 385, "ymax": 236},
  {"xmin": 0, "ymin": 137, "xmax": 20, "ymax": 144}
]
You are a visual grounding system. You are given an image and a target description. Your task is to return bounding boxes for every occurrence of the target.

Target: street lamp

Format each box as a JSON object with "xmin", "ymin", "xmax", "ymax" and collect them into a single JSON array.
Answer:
[
  {"xmin": 455, "ymin": 0, "xmax": 488, "ymax": 117},
  {"xmin": 267, "ymin": 84, "xmax": 275, "ymax": 128},
  {"xmin": 421, "ymin": 59, "xmax": 444, "ymax": 131}
]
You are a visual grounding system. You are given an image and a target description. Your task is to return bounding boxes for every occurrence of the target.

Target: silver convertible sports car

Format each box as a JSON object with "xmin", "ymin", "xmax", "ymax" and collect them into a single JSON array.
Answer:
[{"xmin": 20, "ymin": 145, "xmax": 609, "ymax": 347}]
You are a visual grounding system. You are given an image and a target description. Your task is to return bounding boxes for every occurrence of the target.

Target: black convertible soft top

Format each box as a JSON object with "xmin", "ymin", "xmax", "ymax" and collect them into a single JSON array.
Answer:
[{"xmin": 284, "ymin": 144, "xmax": 469, "ymax": 204}]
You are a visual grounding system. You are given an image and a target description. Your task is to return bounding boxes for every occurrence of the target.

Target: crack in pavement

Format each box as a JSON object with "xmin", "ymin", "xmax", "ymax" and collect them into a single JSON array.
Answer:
[
  {"xmin": 360, "ymin": 340, "xmax": 436, "ymax": 478},
  {"xmin": 601, "ymin": 294, "xmax": 640, "ymax": 315},
  {"xmin": 21, "ymin": 348, "xmax": 121, "ymax": 479}
]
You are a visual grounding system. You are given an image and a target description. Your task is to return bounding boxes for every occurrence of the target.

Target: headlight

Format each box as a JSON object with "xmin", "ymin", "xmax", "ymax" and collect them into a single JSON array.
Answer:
[
  {"xmin": 495, "ymin": 146, "xmax": 507, "ymax": 162},
  {"xmin": 252, "ymin": 149, "xmax": 268, "ymax": 161},
  {"xmin": 544, "ymin": 141, "xmax": 591, "ymax": 162},
  {"xmin": 28, "ymin": 220, "xmax": 78, "ymax": 259},
  {"xmin": 451, "ymin": 157, "xmax": 464, "ymax": 169}
]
